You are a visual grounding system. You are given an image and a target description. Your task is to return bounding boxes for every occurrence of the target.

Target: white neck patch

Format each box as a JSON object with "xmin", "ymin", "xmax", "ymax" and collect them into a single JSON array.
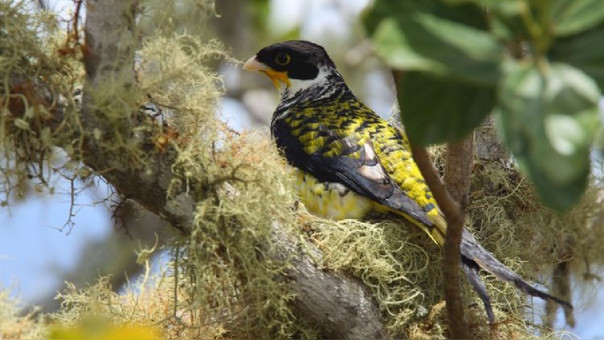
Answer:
[{"xmin": 280, "ymin": 66, "xmax": 331, "ymax": 100}]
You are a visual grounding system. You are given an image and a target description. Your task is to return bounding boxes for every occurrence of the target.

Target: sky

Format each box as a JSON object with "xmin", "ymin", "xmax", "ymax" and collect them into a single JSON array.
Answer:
[
  {"xmin": 0, "ymin": 181, "xmax": 111, "ymax": 303},
  {"xmin": 1, "ymin": 0, "xmax": 604, "ymax": 338}
]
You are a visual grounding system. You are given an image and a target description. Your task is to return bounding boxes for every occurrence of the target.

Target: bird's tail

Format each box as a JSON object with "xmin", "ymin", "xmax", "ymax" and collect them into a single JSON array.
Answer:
[{"xmin": 459, "ymin": 228, "xmax": 573, "ymax": 322}]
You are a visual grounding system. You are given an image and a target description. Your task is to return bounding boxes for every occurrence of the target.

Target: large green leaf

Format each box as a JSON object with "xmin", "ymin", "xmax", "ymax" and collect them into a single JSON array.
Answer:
[
  {"xmin": 365, "ymin": 0, "xmax": 502, "ymax": 86},
  {"xmin": 395, "ymin": 71, "xmax": 495, "ymax": 145},
  {"xmin": 548, "ymin": 16, "xmax": 604, "ymax": 159},
  {"xmin": 551, "ymin": 0, "xmax": 604, "ymax": 36},
  {"xmin": 549, "ymin": 24, "xmax": 604, "ymax": 89},
  {"xmin": 364, "ymin": 1, "xmax": 485, "ymax": 33},
  {"xmin": 443, "ymin": 0, "xmax": 528, "ymax": 40},
  {"xmin": 364, "ymin": 0, "xmax": 502, "ymax": 146},
  {"xmin": 497, "ymin": 61, "xmax": 600, "ymax": 210}
]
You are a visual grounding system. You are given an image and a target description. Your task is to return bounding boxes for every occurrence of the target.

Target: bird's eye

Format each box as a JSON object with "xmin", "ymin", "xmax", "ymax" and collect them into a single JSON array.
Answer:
[{"xmin": 274, "ymin": 52, "xmax": 291, "ymax": 66}]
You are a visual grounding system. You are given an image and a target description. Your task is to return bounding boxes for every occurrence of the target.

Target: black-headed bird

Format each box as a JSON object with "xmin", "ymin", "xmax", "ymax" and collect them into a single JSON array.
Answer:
[{"xmin": 243, "ymin": 40, "xmax": 571, "ymax": 322}]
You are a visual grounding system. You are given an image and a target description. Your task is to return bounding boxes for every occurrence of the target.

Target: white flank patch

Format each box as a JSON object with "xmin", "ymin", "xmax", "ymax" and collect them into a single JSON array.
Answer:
[{"xmin": 358, "ymin": 142, "xmax": 387, "ymax": 181}]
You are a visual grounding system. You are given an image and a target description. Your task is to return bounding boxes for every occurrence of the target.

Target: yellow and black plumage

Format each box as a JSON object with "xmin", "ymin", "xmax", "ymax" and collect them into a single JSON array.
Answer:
[{"xmin": 244, "ymin": 40, "xmax": 571, "ymax": 322}]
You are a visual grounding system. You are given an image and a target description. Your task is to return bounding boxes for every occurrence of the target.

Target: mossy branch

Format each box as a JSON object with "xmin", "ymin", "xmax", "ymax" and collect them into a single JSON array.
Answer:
[{"xmin": 74, "ymin": 1, "xmax": 386, "ymax": 338}]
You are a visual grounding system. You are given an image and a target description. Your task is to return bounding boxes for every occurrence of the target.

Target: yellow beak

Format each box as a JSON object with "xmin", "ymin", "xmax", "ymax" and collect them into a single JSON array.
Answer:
[{"xmin": 243, "ymin": 56, "xmax": 291, "ymax": 89}]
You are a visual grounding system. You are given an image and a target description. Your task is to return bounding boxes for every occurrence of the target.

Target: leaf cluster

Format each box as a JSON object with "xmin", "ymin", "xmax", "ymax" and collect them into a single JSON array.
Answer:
[{"xmin": 364, "ymin": 0, "xmax": 604, "ymax": 210}]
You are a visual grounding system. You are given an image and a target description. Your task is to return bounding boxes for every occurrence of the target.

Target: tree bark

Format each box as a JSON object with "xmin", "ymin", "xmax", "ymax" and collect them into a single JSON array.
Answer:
[
  {"xmin": 444, "ymin": 138, "xmax": 474, "ymax": 208},
  {"xmin": 474, "ymin": 116, "xmax": 508, "ymax": 161},
  {"xmin": 442, "ymin": 136, "xmax": 474, "ymax": 337}
]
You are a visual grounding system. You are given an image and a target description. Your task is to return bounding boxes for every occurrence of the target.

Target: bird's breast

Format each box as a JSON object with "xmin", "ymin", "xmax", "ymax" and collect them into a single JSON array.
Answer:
[{"xmin": 294, "ymin": 169, "xmax": 374, "ymax": 220}]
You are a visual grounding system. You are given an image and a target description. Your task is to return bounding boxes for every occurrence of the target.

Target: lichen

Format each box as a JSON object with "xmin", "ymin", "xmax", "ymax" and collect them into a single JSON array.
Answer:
[
  {"xmin": 135, "ymin": 23, "xmax": 317, "ymax": 339},
  {"xmin": 0, "ymin": 288, "xmax": 46, "ymax": 339},
  {"xmin": 0, "ymin": 0, "xmax": 83, "ymax": 203}
]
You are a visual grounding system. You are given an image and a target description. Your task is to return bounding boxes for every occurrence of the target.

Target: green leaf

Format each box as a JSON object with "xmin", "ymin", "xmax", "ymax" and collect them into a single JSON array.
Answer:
[
  {"xmin": 365, "ymin": 0, "xmax": 501, "ymax": 145},
  {"xmin": 442, "ymin": 0, "xmax": 527, "ymax": 40},
  {"xmin": 489, "ymin": 1, "xmax": 531, "ymax": 41},
  {"xmin": 549, "ymin": 24, "xmax": 604, "ymax": 89},
  {"xmin": 365, "ymin": 0, "xmax": 502, "ymax": 86},
  {"xmin": 497, "ymin": 61, "xmax": 600, "ymax": 210},
  {"xmin": 396, "ymin": 71, "xmax": 495, "ymax": 145},
  {"xmin": 551, "ymin": 0, "xmax": 604, "ymax": 36}
]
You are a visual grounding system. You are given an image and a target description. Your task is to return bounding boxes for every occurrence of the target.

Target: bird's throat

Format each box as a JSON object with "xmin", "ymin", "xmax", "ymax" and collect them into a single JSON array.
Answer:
[{"xmin": 263, "ymin": 69, "xmax": 291, "ymax": 90}]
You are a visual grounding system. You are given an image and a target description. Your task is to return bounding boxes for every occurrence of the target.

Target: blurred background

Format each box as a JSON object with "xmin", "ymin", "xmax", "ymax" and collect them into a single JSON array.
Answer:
[{"xmin": 1, "ymin": 0, "xmax": 603, "ymax": 337}]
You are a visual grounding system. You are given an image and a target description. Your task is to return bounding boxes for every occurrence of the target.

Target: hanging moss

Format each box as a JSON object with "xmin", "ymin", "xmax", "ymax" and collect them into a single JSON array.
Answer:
[{"xmin": 0, "ymin": 1, "xmax": 83, "ymax": 202}]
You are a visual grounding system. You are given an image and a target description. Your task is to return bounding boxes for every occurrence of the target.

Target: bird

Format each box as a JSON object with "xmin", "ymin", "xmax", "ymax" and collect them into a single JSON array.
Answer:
[{"xmin": 243, "ymin": 40, "xmax": 571, "ymax": 322}]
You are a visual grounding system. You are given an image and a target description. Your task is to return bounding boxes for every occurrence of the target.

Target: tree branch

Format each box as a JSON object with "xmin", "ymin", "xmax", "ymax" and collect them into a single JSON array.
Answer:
[{"xmin": 444, "ymin": 138, "xmax": 474, "ymax": 208}]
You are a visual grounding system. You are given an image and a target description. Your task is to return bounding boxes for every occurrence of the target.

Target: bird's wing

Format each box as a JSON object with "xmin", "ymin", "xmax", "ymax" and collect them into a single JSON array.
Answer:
[{"xmin": 273, "ymin": 102, "xmax": 437, "ymax": 229}]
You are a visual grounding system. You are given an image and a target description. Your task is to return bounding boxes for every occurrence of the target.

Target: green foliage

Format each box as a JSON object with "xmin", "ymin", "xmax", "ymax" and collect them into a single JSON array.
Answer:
[
  {"xmin": 367, "ymin": 5, "xmax": 500, "ymax": 85},
  {"xmin": 249, "ymin": 0, "xmax": 271, "ymax": 31},
  {"xmin": 550, "ymin": 0, "xmax": 604, "ymax": 36},
  {"xmin": 364, "ymin": 0, "xmax": 603, "ymax": 210},
  {"xmin": 549, "ymin": 24, "xmax": 604, "ymax": 89},
  {"xmin": 497, "ymin": 61, "xmax": 600, "ymax": 209},
  {"xmin": 396, "ymin": 72, "xmax": 496, "ymax": 146},
  {"xmin": 364, "ymin": 0, "xmax": 500, "ymax": 147}
]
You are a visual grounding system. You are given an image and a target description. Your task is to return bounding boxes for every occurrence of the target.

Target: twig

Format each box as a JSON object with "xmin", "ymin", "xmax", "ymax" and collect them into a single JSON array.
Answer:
[
  {"xmin": 60, "ymin": 175, "xmax": 77, "ymax": 235},
  {"xmin": 443, "ymin": 136, "xmax": 475, "ymax": 334},
  {"xmin": 395, "ymin": 70, "xmax": 473, "ymax": 338},
  {"xmin": 410, "ymin": 143, "xmax": 470, "ymax": 339}
]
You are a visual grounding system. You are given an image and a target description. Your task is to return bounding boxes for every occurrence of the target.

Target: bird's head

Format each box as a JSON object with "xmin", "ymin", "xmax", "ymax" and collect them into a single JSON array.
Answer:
[{"xmin": 243, "ymin": 40, "xmax": 340, "ymax": 98}]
